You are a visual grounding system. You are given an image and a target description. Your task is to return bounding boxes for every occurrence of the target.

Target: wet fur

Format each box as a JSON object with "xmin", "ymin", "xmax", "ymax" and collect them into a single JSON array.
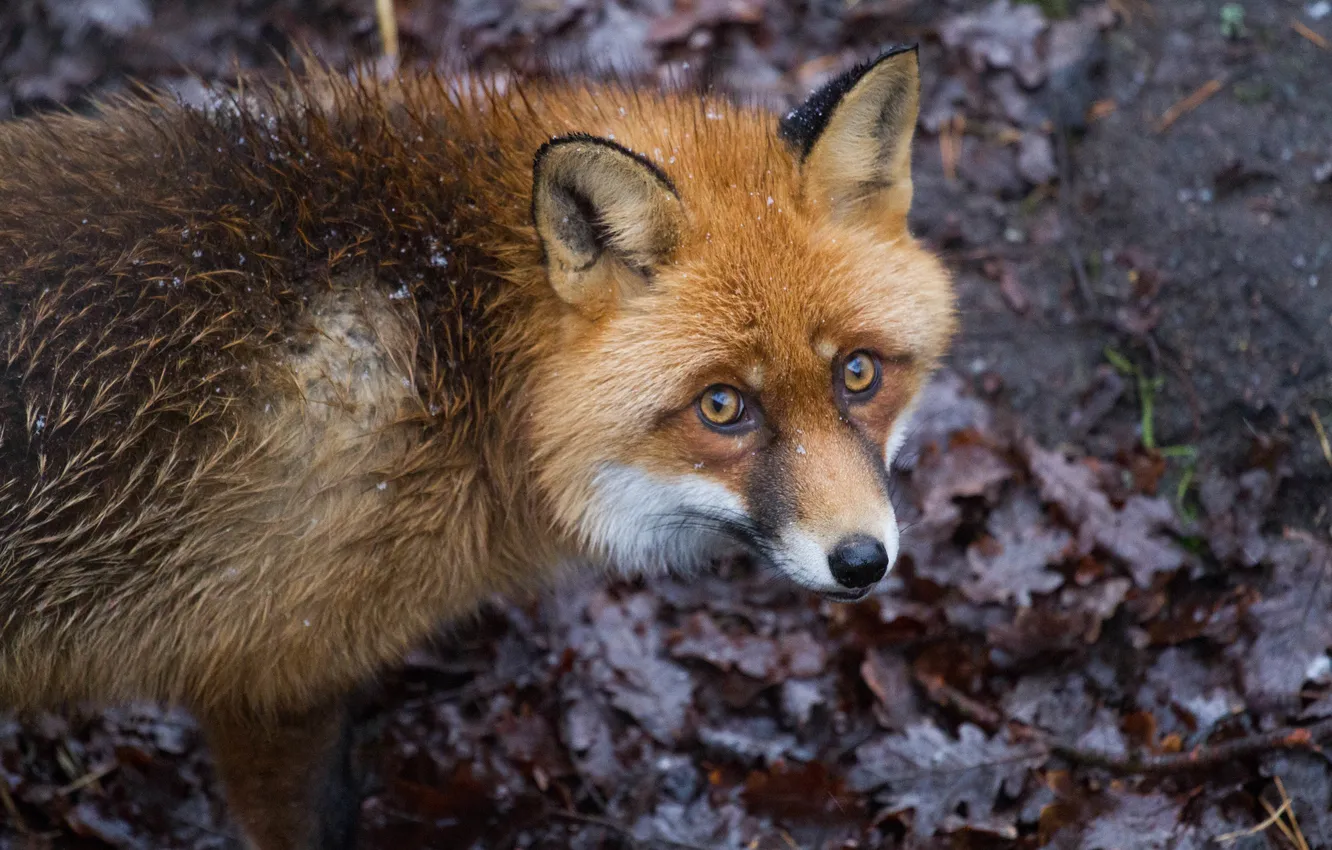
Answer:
[{"xmin": 0, "ymin": 55, "xmax": 954, "ymax": 848}]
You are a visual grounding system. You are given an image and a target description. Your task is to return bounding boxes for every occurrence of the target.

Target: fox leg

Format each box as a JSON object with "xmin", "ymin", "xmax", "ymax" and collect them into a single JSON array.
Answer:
[{"xmin": 201, "ymin": 697, "xmax": 359, "ymax": 850}]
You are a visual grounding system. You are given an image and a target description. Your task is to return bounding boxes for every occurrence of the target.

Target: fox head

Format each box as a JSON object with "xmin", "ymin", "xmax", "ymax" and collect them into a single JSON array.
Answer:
[{"xmin": 526, "ymin": 47, "xmax": 955, "ymax": 600}]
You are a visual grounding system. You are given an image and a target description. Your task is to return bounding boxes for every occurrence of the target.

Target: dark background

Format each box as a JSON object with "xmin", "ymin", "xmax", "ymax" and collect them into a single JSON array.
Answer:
[{"xmin": 1, "ymin": 1, "xmax": 1331, "ymax": 848}]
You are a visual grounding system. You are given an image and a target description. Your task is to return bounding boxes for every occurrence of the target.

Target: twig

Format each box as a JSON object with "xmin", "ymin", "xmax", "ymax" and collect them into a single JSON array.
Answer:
[
  {"xmin": 548, "ymin": 809, "xmax": 708, "ymax": 850},
  {"xmin": 1155, "ymin": 78, "xmax": 1224, "ymax": 133},
  {"xmin": 1053, "ymin": 716, "xmax": 1332, "ymax": 776},
  {"xmin": 1292, "ymin": 19, "xmax": 1329, "ymax": 50},
  {"xmin": 1310, "ymin": 411, "xmax": 1332, "ymax": 468},
  {"xmin": 1054, "ymin": 126, "xmax": 1096, "ymax": 309}
]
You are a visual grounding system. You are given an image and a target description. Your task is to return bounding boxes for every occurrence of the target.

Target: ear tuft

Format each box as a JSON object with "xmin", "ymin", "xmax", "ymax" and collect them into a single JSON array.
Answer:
[
  {"xmin": 779, "ymin": 45, "xmax": 918, "ymax": 161},
  {"xmin": 781, "ymin": 45, "xmax": 921, "ymax": 229},
  {"xmin": 532, "ymin": 134, "xmax": 684, "ymax": 313}
]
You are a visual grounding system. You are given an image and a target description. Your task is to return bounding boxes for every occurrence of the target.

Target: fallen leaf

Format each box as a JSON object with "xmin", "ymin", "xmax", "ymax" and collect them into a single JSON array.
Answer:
[
  {"xmin": 1241, "ymin": 536, "xmax": 1332, "ymax": 703},
  {"xmin": 963, "ymin": 493, "xmax": 1071, "ymax": 606},
  {"xmin": 1026, "ymin": 441, "xmax": 1187, "ymax": 587},
  {"xmin": 1075, "ymin": 789, "xmax": 1198, "ymax": 850},
  {"xmin": 939, "ymin": 0, "xmax": 1048, "ymax": 87},
  {"xmin": 849, "ymin": 721, "xmax": 1043, "ymax": 836}
]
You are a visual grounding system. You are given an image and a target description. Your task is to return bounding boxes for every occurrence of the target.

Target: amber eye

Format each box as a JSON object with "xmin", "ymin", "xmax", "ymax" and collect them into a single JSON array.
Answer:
[
  {"xmin": 698, "ymin": 385, "xmax": 745, "ymax": 428},
  {"xmin": 842, "ymin": 351, "xmax": 879, "ymax": 395}
]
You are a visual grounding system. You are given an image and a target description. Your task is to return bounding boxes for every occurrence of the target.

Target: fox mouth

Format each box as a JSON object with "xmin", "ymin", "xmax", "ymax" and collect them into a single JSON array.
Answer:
[
  {"xmin": 817, "ymin": 586, "xmax": 874, "ymax": 603},
  {"xmin": 669, "ymin": 508, "xmax": 878, "ymax": 602}
]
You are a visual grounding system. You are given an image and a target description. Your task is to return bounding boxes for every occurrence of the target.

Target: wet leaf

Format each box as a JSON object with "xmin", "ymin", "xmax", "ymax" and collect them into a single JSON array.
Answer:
[
  {"xmin": 963, "ymin": 493, "xmax": 1071, "ymax": 606},
  {"xmin": 1026, "ymin": 441, "xmax": 1187, "ymax": 587},
  {"xmin": 939, "ymin": 0, "xmax": 1048, "ymax": 86},
  {"xmin": 849, "ymin": 721, "xmax": 1043, "ymax": 836}
]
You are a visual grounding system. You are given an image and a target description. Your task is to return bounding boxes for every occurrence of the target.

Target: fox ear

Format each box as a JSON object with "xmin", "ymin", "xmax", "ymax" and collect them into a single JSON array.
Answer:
[
  {"xmin": 780, "ymin": 46, "xmax": 920, "ymax": 232},
  {"xmin": 532, "ymin": 134, "xmax": 684, "ymax": 313}
]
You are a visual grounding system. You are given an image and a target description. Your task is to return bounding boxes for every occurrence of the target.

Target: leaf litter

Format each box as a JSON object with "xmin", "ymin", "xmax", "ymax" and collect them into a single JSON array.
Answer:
[{"xmin": 4, "ymin": 0, "xmax": 1332, "ymax": 848}]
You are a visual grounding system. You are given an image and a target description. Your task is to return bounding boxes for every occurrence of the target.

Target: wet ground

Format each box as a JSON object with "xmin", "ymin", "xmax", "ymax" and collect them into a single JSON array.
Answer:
[{"xmin": 2, "ymin": 1, "xmax": 1331, "ymax": 848}]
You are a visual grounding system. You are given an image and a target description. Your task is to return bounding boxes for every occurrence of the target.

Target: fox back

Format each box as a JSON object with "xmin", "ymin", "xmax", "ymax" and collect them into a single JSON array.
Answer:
[{"xmin": 0, "ymin": 50, "xmax": 953, "ymax": 849}]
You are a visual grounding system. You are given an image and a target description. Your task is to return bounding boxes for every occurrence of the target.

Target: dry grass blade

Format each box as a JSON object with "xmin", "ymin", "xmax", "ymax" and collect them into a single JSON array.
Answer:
[
  {"xmin": 56, "ymin": 761, "xmax": 119, "ymax": 796},
  {"xmin": 1310, "ymin": 411, "xmax": 1332, "ymax": 468},
  {"xmin": 376, "ymin": 0, "xmax": 399, "ymax": 59},
  {"xmin": 1155, "ymin": 79, "xmax": 1223, "ymax": 133},
  {"xmin": 1215, "ymin": 797, "xmax": 1290, "ymax": 844},
  {"xmin": 940, "ymin": 114, "xmax": 964, "ymax": 183},
  {"xmin": 1259, "ymin": 777, "xmax": 1309, "ymax": 850},
  {"xmin": 0, "ymin": 777, "xmax": 27, "ymax": 833}
]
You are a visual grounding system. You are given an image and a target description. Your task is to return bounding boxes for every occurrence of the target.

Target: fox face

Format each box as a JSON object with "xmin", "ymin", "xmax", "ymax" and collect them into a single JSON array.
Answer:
[{"xmin": 527, "ymin": 47, "xmax": 955, "ymax": 600}]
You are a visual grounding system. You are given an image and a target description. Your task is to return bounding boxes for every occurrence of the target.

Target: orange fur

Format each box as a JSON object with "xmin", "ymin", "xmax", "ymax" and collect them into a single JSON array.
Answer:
[{"xmin": 0, "ymin": 51, "xmax": 954, "ymax": 849}]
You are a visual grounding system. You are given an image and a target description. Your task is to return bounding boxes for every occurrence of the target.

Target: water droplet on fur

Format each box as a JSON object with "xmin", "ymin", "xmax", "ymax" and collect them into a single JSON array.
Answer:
[
  {"xmin": 389, "ymin": 284, "xmax": 410, "ymax": 300},
  {"xmin": 796, "ymin": 445, "xmax": 807, "ymax": 455},
  {"xmin": 377, "ymin": 482, "xmax": 388, "ymax": 491}
]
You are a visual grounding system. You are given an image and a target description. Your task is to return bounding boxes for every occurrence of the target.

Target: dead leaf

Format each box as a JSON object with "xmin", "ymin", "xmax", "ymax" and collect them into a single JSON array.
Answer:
[
  {"xmin": 939, "ymin": 0, "xmax": 1048, "ymax": 87},
  {"xmin": 1026, "ymin": 441, "xmax": 1187, "ymax": 587},
  {"xmin": 963, "ymin": 493, "xmax": 1071, "ymax": 606},
  {"xmin": 849, "ymin": 721, "xmax": 1043, "ymax": 836}
]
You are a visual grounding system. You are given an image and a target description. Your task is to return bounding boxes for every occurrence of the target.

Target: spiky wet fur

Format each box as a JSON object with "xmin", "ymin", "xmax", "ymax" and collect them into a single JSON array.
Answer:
[{"xmin": 0, "ymin": 58, "xmax": 954, "ymax": 848}]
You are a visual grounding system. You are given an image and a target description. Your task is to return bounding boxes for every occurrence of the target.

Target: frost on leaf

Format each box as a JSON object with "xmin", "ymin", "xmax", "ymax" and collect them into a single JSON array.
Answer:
[
  {"xmin": 1070, "ymin": 790, "xmax": 1198, "ymax": 850},
  {"xmin": 848, "ymin": 720, "xmax": 1042, "ymax": 836},
  {"xmin": 1241, "ymin": 536, "xmax": 1332, "ymax": 703},
  {"xmin": 963, "ymin": 492, "xmax": 1070, "ymax": 606},
  {"xmin": 585, "ymin": 592, "xmax": 693, "ymax": 744},
  {"xmin": 1025, "ymin": 440, "xmax": 1186, "ymax": 587}
]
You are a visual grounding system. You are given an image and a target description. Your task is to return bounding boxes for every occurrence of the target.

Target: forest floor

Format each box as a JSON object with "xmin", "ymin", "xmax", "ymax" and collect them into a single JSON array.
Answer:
[{"xmin": 2, "ymin": 0, "xmax": 1332, "ymax": 848}]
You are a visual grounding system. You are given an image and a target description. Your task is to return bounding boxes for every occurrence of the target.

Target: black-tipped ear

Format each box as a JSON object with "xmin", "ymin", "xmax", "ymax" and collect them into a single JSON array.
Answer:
[
  {"xmin": 781, "ymin": 45, "xmax": 921, "ymax": 229},
  {"xmin": 532, "ymin": 134, "xmax": 684, "ymax": 314}
]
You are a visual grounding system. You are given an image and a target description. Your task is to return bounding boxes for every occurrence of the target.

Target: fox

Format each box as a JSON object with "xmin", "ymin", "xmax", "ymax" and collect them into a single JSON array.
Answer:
[{"xmin": 0, "ymin": 46, "xmax": 954, "ymax": 849}]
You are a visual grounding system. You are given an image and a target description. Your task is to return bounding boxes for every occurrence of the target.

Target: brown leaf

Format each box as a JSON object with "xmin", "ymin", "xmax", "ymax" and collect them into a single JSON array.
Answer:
[
  {"xmin": 742, "ymin": 762, "xmax": 863, "ymax": 821},
  {"xmin": 1025, "ymin": 441, "xmax": 1187, "ymax": 587},
  {"xmin": 963, "ymin": 493, "xmax": 1071, "ymax": 606},
  {"xmin": 861, "ymin": 648, "xmax": 924, "ymax": 730}
]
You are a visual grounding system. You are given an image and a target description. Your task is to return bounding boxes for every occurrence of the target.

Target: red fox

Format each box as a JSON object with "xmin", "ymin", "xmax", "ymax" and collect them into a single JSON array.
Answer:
[{"xmin": 0, "ymin": 47, "xmax": 954, "ymax": 848}]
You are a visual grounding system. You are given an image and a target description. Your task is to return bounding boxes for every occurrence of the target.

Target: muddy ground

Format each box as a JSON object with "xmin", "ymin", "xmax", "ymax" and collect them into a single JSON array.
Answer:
[{"xmin": 2, "ymin": 1, "xmax": 1331, "ymax": 848}]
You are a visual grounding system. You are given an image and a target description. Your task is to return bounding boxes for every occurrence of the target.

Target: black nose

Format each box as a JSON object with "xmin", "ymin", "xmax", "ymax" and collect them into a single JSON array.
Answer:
[{"xmin": 828, "ymin": 536, "xmax": 889, "ymax": 589}]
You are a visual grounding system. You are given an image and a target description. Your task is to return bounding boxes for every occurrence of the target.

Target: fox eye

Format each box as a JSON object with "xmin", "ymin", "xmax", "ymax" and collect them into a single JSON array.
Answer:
[
  {"xmin": 842, "ymin": 351, "xmax": 880, "ymax": 396},
  {"xmin": 698, "ymin": 385, "xmax": 745, "ymax": 428}
]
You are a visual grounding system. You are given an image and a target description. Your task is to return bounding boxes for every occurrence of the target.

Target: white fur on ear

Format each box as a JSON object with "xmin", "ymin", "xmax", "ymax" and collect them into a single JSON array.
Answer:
[
  {"xmin": 532, "ymin": 134, "xmax": 684, "ymax": 314},
  {"xmin": 781, "ymin": 46, "xmax": 921, "ymax": 230}
]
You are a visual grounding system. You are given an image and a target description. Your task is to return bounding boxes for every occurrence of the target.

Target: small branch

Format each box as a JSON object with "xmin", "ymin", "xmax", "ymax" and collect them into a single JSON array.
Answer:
[{"xmin": 1052, "ymin": 716, "xmax": 1332, "ymax": 776}]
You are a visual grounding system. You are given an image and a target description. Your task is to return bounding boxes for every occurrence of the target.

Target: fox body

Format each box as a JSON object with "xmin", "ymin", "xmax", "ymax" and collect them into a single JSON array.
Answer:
[{"xmin": 0, "ymin": 49, "xmax": 953, "ymax": 849}]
